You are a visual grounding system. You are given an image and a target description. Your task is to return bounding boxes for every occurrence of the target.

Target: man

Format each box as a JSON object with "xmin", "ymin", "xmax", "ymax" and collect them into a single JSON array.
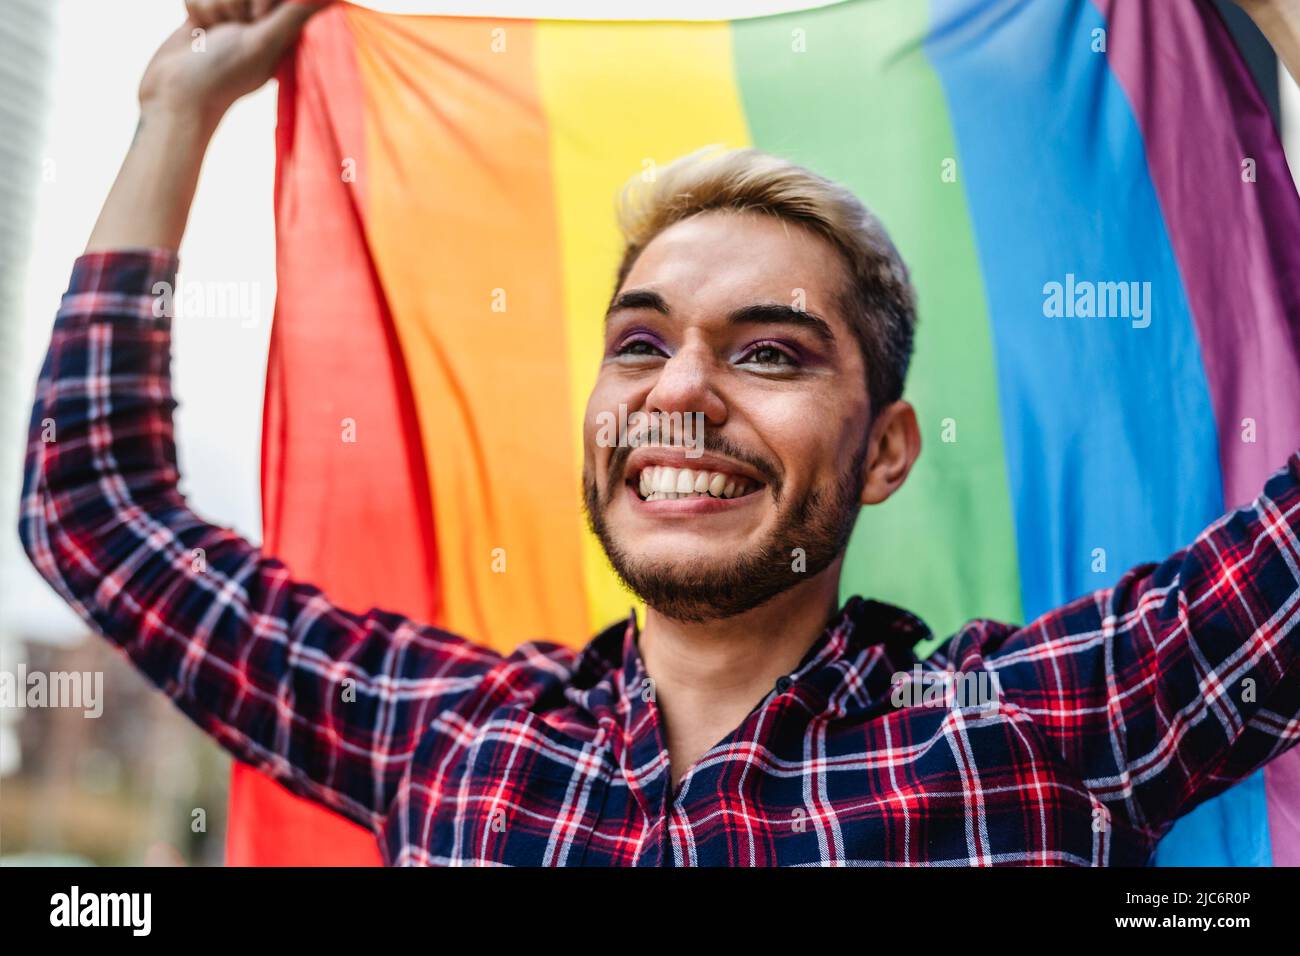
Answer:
[{"xmin": 19, "ymin": 0, "xmax": 1300, "ymax": 865}]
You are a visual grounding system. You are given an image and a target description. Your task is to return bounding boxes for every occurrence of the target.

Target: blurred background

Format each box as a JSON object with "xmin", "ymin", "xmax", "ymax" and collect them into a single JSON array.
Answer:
[{"xmin": 1, "ymin": 0, "xmax": 1297, "ymax": 866}]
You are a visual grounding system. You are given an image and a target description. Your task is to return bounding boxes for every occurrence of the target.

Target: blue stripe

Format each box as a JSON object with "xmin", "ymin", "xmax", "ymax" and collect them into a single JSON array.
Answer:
[{"xmin": 924, "ymin": 0, "xmax": 1268, "ymax": 865}]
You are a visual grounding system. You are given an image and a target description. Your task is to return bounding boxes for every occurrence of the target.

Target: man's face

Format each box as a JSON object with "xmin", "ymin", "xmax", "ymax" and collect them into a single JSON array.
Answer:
[{"xmin": 583, "ymin": 209, "xmax": 875, "ymax": 623}]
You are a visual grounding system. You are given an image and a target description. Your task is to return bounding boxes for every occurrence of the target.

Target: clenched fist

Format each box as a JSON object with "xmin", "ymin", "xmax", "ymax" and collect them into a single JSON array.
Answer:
[{"xmin": 138, "ymin": 0, "xmax": 331, "ymax": 124}]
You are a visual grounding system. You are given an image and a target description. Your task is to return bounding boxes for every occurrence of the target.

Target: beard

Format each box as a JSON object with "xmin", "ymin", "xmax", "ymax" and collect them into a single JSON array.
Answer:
[{"xmin": 582, "ymin": 433, "xmax": 870, "ymax": 624}]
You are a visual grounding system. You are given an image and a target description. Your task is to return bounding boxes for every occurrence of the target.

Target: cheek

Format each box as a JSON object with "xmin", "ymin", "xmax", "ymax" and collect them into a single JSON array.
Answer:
[
  {"xmin": 747, "ymin": 389, "xmax": 858, "ymax": 490},
  {"xmin": 581, "ymin": 411, "xmax": 602, "ymax": 478},
  {"xmin": 583, "ymin": 377, "xmax": 625, "ymax": 472},
  {"xmin": 749, "ymin": 395, "xmax": 822, "ymax": 462}
]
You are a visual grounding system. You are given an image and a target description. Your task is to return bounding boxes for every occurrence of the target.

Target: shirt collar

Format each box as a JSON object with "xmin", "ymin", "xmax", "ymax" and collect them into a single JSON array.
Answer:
[{"xmin": 562, "ymin": 595, "xmax": 932, "ymax": 820}]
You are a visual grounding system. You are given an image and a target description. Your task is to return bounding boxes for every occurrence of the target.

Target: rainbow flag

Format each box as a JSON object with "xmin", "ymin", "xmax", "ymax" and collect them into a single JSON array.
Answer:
[{"xmin": 238, "ymin": 0, "xmax": 1300, "ymax": 865}]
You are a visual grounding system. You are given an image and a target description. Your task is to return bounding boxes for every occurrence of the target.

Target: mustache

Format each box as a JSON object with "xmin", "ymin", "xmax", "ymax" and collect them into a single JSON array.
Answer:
[{"xmin": 607, "ymin": 430, "xmax": 783, "ymax": 498}]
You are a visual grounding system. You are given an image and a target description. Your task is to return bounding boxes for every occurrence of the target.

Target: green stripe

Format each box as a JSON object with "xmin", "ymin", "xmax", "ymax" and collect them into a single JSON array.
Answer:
[{"xmin": 731, "ymin": 0, "xmax": 1022, "ymax": 649}]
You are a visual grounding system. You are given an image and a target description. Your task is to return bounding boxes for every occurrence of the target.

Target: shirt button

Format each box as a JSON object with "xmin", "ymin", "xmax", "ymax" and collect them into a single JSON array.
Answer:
[{"xmin": 775, "ymin": 676, "xmax": 793, "ymax": 693}]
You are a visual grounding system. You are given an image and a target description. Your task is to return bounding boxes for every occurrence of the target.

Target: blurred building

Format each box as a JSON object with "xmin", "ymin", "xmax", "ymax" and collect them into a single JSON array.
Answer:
[
  {"xmin": 0, "ymin": 0, "xmax": 58, "ymax": 788},
  {"xmin": 0, "ymin": 0, "xmax": 231, "ymax": 867}
]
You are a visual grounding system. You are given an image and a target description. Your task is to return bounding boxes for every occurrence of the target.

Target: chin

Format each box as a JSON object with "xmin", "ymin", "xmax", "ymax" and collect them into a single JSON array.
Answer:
[
  {"xmin": 610, "ymin": 534, "xmax": 747, "ymax": 576},
  {"xmin": 584, "ymin": 461, "xmax": 860, "ymax": 623}
]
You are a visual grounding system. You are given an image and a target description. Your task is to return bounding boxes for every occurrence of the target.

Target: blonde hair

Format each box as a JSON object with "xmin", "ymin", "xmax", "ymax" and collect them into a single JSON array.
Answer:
[{"xmin": 612, "ymin": 145, "xmax": 917, "ymax": 413}]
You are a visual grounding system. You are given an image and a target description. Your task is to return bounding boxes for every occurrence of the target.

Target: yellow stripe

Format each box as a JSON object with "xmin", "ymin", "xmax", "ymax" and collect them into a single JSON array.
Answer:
[{"xmin": 534, "ymin": 19, "xmax": 754, "ymax": 632}]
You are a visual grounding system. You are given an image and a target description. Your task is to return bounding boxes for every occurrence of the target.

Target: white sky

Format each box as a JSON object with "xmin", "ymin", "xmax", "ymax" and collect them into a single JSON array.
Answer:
[{"xmin": 5, "ymin": 0, "xmax": 278, "ymax": 642}]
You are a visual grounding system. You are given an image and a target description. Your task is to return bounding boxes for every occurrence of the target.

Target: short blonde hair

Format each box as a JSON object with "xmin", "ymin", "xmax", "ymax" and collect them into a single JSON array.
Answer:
[{"xmin": 612, "ymin": 145, "xmax": 917, "ymax": 413}]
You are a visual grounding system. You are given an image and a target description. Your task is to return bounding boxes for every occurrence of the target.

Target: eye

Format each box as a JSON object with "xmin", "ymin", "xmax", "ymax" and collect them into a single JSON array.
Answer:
[
  {"xmin": 611, "ymin": 334, "xmax": 667, "ymax": 362},
  {"xmin": 738, "ymin": 342, "xmax": 799, "ymax": 369}
]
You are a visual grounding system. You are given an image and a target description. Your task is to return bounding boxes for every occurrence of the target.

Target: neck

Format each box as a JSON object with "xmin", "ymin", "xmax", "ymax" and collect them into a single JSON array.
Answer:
[{"xmin": 638, "ymin": 561, "xmax": 844, "ymax": 788}]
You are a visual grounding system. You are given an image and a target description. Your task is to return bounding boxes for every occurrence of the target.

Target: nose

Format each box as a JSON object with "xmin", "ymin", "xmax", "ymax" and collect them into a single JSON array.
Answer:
[{"xmin": 643, "ymin": 341, "xmax": 726, "ymax": 427}]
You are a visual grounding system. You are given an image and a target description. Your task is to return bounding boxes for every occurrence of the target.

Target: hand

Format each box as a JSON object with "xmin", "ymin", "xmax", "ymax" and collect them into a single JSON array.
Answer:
[
  {"xmin": 1232, "ymin": 0, "xmax": 1296, "ymax": 11},
  {"xmin": 138, "ymin": 0, "xmax": 329, "ymax": 127},
  {"xmin": 1233, "ymin": 0, "xmax": 1300, "ymax": 83},
  {"xmin": 87, "ymin": 0, "xmax": 329, "ymax": 253}
]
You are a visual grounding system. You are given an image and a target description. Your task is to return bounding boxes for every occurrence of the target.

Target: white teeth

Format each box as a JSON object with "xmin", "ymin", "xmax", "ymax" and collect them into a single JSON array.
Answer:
[{"xmin": 636, "ymin": 465, "xmax": 760, "ymax": 501}]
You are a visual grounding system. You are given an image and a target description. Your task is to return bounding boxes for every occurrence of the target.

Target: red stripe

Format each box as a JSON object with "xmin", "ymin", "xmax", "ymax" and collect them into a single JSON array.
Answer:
[{"xmin": 231, "ymin": 4, "xmax": 440, "ymax": 866}]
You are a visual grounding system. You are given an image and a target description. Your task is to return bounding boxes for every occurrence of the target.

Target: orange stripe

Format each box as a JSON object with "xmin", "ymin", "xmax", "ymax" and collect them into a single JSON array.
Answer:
[{"xmin": 346, "ymin": 5, "xmax": 590, "ymax": 648}]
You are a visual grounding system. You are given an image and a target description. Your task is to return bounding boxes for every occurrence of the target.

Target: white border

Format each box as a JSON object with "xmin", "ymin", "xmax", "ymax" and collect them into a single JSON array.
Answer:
[{"xmin": 348, "ymin": 0, "xmax": 849, "ymax": 21}]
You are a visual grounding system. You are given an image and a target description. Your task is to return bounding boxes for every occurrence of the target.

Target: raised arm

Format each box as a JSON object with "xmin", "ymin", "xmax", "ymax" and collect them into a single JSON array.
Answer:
[
  {"xmin": 88, "ymin": 0, "xmax": 319, "ymax": 252},
  {"xmin": 18, "ymin": 0, "xmax": 503, "ymax": 834},
  {"xmin": 955, "ymin": 453, "xmax": 1300, "ymax": 844},
  {"xmin": 1235, "ymin": 0, "xmax": 1300, "ymax": 84}
]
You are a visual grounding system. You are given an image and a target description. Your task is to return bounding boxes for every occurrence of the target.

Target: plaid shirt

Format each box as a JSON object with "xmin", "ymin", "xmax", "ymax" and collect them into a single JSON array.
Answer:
[{"xmin": 20, "ymin": 250, "xmax": 1300, "ymax": 866}]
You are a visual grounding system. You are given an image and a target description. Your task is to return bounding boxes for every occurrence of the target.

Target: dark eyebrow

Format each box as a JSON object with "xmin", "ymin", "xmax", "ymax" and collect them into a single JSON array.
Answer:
[
  {"xmin": 605, "ymin": 289, "xmax": 837, "ymax": 347},
  {"xmin": 606, "ymin": 289, "xmax": 671, "ymax": 318},
  {"xmin": 727, "ymin": 303, "xmax": 836, "ymax": 347}
]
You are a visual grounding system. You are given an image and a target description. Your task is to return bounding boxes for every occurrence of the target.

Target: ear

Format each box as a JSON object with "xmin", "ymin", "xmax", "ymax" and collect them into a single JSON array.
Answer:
[{"xmin": 859, "ymin": 400, "xmax": 921, "ymax": 506}]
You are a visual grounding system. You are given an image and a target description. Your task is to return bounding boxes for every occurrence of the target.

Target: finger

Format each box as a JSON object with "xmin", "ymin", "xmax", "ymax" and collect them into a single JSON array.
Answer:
[
  {"xmin": 248, "ymin": 0, "xmax": 329, "ymax": 60},
  {"xmin": 184, "ymin": 0, "xmax": 215, "ymax": 28},
  {"xmin": 215, "ymin": 0, "xmax": 252, "ymax": 23},
  {"xmin": 251, "ymin": 0, "xmax": 277, "ymax": 18},
  {"xmin": 189, "ymin": 0, "xmax": 246, "ymax": 27}
]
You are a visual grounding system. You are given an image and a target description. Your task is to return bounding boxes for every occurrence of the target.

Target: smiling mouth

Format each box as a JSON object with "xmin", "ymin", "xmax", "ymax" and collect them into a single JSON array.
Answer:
[{"xmin": 629, "ymin": 464, "xmax": 763, "ymax": 502}]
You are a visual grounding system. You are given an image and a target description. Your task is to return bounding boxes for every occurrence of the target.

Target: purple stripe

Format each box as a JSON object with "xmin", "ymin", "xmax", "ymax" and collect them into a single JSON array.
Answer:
[{"xmin": 1094, "ymin": 0, "xmax": 1300, "ymax": 866}]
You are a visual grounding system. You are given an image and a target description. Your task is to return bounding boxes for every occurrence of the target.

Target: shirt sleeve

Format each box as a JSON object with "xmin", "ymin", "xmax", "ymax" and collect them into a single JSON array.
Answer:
[
  {"xmin": 18, "ymin": 250, "xmax": 505, "ymax": 834},
  {"xmin": 956, "ymin": 451, "xmax": 1300, "ymax": 843}
]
